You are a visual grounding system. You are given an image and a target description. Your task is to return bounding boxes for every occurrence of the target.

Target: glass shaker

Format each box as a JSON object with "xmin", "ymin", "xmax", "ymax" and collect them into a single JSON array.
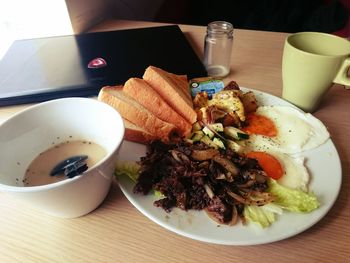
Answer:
[{"xmin": 203, "ymin": 21, "xmax": 234, "ymax": 78}]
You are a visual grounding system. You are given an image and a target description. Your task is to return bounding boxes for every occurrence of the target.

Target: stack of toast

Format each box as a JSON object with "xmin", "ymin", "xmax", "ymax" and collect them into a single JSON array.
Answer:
[{"xmin": 98, "ymin": 66, "xmax": 197, "ymax": 144}]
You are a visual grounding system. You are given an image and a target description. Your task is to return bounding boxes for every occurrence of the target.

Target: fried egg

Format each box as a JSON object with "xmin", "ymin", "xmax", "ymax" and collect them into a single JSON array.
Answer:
[
  {"xmin": 243, "ymin": 106, "xmax": 330, "ymax": 154},
  {"xmin": 274, "ymin": 152, "xmax": 309, "ymax": 191},
  {"xmin": 245, "ymin": 150, "xmax": 310, "ymax": 191}
]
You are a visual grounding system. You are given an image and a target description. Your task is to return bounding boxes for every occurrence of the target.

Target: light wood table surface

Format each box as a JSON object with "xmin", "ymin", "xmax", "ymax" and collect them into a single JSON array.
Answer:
[{"xmin": 0, "ymin": 20, "xmax": 349, "ymax": 263}]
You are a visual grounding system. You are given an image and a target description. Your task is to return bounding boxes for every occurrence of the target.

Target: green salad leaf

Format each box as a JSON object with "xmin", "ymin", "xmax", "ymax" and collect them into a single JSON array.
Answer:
[
  {"xmin": 245, "ymin": 179, "xmax": 320, "ymax": 228},
  {"xmin": 244, "ymin": 203, "xmax": 283, "ymax": 228},
  {"xmin": 115, "ymin": 160, "xmax": 140, "ymax": 182},
  {"xmin": 114, "ymin": 160, "xmax": 164, "ymax": 197},
  {"xmin": 268, "ymin": 179, "xmax": 320, "ymax": 213}
]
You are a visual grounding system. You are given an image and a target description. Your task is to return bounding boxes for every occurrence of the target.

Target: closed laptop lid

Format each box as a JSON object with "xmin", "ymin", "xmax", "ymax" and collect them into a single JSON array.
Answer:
[{"xmin": 0, "ymin": 25, "xmax": 207, "ymax": 106}]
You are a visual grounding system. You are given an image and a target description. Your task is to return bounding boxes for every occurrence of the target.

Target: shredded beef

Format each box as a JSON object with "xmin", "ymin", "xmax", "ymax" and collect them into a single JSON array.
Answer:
[{"xmin": 133, "ymin": 140, "xmax": 273, "ymax": 225}]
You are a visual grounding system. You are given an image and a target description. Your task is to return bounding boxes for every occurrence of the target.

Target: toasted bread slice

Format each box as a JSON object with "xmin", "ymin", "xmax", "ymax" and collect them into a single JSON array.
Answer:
[
  {"xmin": 167, "ymin": 73, "xmax": 192, "ymax": 102},
  {"xmin": 98, "ymin": 86, "xmax": 177, "ymax": 142},
  {"xmin": 123, "ymin": 119, "xmax": 158, "ymax": 144},
  {"xmin": 123, "ymin": 78, "xmax": 192, "ymax": 137},
  {"xmin": 143, "ymin": 66, "xmax": 197, "ymax": 124}
]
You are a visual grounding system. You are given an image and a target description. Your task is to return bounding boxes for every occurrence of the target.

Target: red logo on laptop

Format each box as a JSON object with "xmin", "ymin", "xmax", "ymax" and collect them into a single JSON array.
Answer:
[{"xmin": 87, "ymin": 58, "xmax": 107, "ymax": 69}]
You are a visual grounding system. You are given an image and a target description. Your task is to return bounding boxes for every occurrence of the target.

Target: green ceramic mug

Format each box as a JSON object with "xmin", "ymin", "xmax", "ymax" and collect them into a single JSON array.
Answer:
[{"xmin": 282, "ymin": 32, "xmax": 350, "ymax": 112}]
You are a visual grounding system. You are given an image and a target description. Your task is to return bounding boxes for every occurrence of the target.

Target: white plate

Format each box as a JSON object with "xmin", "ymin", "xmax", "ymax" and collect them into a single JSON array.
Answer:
[{"xmin": 115, "ymin": 88, "xmax": 342, "ymax": 245}]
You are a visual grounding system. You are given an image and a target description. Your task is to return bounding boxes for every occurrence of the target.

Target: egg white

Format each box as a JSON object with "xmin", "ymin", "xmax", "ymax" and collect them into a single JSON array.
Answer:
[
  {"xmin": 243, "ymin": 147, "xmax": 310, "ymax": 191},
  {"xmin": 245, "ymin": 106, "xmax": 330, "ymax": 154},
  {"xmin": 272, "ymin": 151, "xmax": 310, "ymax": 191}
]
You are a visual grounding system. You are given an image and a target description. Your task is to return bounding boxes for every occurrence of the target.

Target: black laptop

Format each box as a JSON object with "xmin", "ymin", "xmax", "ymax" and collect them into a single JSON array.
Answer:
[{"xmin": 0, "ymin": 25, "xmax": 207, "ymax": 106}]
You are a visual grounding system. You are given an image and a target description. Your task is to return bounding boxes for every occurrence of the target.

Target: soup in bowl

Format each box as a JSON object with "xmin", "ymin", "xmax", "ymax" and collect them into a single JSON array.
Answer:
[{"xmin": 0, "ymin": 98, "xmax": 124, "ymax": 218}]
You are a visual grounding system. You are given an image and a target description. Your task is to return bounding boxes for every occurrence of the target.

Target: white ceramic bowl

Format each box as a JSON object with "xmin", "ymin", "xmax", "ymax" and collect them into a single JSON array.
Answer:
[{"xmin": 0, "ymin": 98, "xmax": 124, "ymax": 218}]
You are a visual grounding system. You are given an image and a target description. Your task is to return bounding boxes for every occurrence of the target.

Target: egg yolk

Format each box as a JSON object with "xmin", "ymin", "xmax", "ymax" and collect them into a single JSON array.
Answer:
[
  {"xmin": 242, "ymin": 113, "xmax": 277, "ymax": 137},
  {"xmin": 246, "ymin": 151, "xmax": 284, "ymax": 179}
]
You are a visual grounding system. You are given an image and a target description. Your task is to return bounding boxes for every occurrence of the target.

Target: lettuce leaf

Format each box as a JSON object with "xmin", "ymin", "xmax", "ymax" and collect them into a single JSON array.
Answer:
[
  {"xmin": 245, "ymin": 180, "xmax": 320, "ymax": 228},
  {"xmin": 268, "ymin": 179, "xmax": 320, "ymax": 213},
  {"xmin": 244, "ymin": 203, "xmax": 283, "ymax": 228},
  {"xmin": 115, "ymin": 160, "xmax": 140, "ymax": 182},
  {"xmin": 114, "ymin": 160, "xmax": 164, "ymax": 197}
]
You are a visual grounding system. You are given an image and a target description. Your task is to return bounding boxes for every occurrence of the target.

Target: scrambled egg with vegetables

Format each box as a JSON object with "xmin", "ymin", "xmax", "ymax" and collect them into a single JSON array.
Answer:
[
  {"xmin": 209, "ymin": 90, "xmax": 245, "ymax": 121},
  {"xmin": 193, "ymin": 88, "xmax": 259, "ymax": 127}
]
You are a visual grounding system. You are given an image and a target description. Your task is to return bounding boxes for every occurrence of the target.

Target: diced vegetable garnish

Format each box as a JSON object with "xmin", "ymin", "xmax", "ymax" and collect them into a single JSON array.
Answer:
[
  {"xmin": 213, "ymin": 137, "xmax": 225, "ymax": 149},
  {"xmin": 202, "ymin": 126, "xmax": 215, "ymax": 139},
  {"xmin": 209, "ymin": 123, "xmax": 224, "ymax": 132},
  {"xmin": 226, "ymin": 139, "xmax": 243, "ymax": 152},
  {"xmin": 200, "ymin": 135, "xmax": 219, "ymax": 149},
  {"xmin": 224, "ymin": 126, "xmax": 250, "ymax": 140},
  {"xmin": 191, "ymin": 131, "xmax": 204, "ymax": 142}
]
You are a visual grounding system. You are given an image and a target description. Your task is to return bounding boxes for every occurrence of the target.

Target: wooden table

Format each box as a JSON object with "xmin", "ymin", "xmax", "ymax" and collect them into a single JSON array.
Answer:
[{"xmin": 0, "ymin": 20, "xmax": 349, "ymax": 263}]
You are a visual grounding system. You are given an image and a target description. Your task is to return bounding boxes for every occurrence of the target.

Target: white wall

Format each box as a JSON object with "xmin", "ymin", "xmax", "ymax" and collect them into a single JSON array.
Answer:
[
  {"xmin": 65, "ymin": 0, "xmax": 166, "ymax": 32},
  {"xmin": 65, "ymin": 0, "xmax": 113, "ymax": 33}
]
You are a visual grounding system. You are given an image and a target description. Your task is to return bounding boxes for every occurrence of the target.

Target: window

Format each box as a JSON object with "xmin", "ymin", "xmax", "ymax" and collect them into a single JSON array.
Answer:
[{"xmin": 0, "ymin": 0, "xmax": 73, "ymax": 59}]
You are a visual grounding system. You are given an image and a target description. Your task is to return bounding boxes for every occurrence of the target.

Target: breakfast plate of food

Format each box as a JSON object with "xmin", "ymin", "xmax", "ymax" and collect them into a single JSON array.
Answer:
[{"xmin": 99, "ymin": 66, "xmax": 342, "ymax": 245}]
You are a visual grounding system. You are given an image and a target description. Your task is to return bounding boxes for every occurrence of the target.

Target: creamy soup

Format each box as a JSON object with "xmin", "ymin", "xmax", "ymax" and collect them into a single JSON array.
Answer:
[{"xmin": 23, "ymin": 140, "xmax": 106, "ymax": 186}]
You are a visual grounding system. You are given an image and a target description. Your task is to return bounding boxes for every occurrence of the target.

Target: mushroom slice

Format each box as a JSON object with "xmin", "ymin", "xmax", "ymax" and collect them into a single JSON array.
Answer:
[
  {"xmin": 212, "ymin": 155, "xmax": 239, "ymax": 176},
  {"xmin": 191, "ymin": 148, "xmax": 220, "ymax": 161}
]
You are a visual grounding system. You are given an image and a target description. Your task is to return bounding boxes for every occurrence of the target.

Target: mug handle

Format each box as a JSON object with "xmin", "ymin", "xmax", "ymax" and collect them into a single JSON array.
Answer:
[{"xmin": 334, "ymin": 57, "xmax": 350, "ymax": 89}]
